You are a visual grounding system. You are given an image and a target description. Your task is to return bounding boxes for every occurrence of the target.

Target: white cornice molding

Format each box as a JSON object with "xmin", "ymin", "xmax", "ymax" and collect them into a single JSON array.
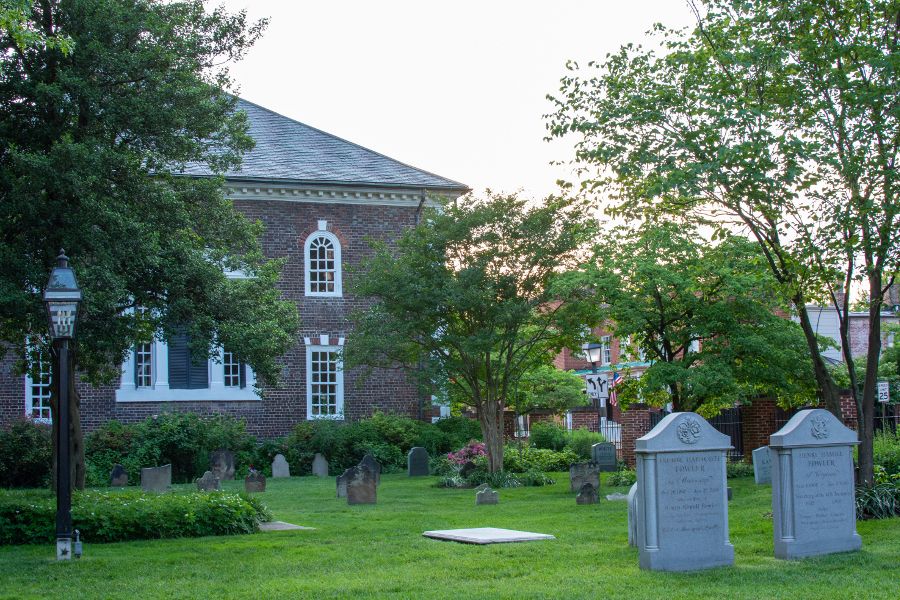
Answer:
[{"xmin": 224, "ymin": 182, "xmax": 459, "ymax": 207}]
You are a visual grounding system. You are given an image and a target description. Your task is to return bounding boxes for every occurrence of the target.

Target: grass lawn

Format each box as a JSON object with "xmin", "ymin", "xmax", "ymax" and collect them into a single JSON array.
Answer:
[{"xmin": 1, "ymin": 474, "xmax": 898, "ymax": 599}]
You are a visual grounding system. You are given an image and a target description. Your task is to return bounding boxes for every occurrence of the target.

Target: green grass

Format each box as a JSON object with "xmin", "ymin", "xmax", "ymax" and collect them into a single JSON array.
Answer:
[{"xmin": 1, "ymin": 475, "xmax": 898, "ymax": 599}]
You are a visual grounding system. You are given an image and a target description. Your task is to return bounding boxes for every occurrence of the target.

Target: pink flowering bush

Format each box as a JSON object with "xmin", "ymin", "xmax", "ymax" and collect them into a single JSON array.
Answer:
[{"xmin": 446, "ymin": 440, "xmax": 486, "ymax": 465}]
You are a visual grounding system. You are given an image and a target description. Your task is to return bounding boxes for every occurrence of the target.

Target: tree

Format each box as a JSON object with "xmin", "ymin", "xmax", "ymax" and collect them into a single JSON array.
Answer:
[
  {"xmin": 0, "ymin": 0, "xmax": 297, "ymax": 490},
  {"xmin": 510, "ymin": 364, "xmax": 589, "ymax": 418},
  {"xmin": 347, "ymin": 193, "xmax": 598, "ymax": 472},
  {"xmin": 1, "ymin": 0, "xmax": 72, "ymax": 57},
  {"xmin": 546, "ymin": 0, "xmax": 899, "ymax": 485}
]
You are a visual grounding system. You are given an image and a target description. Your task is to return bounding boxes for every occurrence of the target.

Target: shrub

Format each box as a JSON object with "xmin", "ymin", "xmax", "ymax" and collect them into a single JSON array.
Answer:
[
  {"xmin": 874, "ymin": 429, "xmax": 900, "ymax": 476},
  {"xmin": 433, "ymin": 416, "xmax": 482, "ymax": 450},
  {"xmin": 0, "ymin": 489, "xmax": 270, "ymax": 545},
  {"xmin": 607, "ymin": 468, "xmax": 637, "ymax": 487},
  {"xmin": 502, "ymin": 446, "xmax": 578, "ymax": 473},
  {"xmin": 530, "ymin": 421, "xmax": 567, "ymax": 451},
  {"xmin": 447, "ymin": 440, "xmax": 486, "ymax": 465},
  {"xmin": 727, "ymin": 460, "xmax": 755, "ymax": 479},
  {"xmin": 0, "ymin": 419, "xmax": 52, "ymax": 488},
  {"xmin": 856, "ymin": 481, "xmax": 900, "ymax": 520},
  {"xmin": 565, "ymin": 428, "xmax": 606, "ymax": 460}
]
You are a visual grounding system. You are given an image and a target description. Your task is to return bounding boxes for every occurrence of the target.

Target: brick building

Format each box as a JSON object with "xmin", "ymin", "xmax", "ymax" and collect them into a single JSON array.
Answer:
[{"xmin": 1, "ymin": 98, "xmax": 468, "ymax": 437}]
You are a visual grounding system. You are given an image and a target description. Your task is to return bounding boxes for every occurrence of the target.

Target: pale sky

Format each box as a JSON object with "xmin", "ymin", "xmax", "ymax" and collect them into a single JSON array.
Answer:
[{"xmin": 216, "ymin": 1, "xmax": 696, "ymax": 199}]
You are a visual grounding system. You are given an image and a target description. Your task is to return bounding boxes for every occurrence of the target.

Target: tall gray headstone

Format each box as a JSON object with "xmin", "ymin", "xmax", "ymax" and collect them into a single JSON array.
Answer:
[
  {"xmin": 358, "ymin": 453, "xmax": 382, "ymax": 486},
  {"xmin": 312, "ymin": 453, "xmax": 329, "ymax": 477},
  {"xmin": 475, "ymin": 488, "xmax": 498, "ymax": 505},
  {"xmin": 271, "ymin": 454, "xmax": 290, "ymax": 478},
  {"xmin": 196, "ymin": 470, "xmax": 220, "ymax": 491},
  {"xmin": 576, "ymin": 482, "xmax": 598, "ymax": 505},
  {"xmin": 209, "ymin": 450, "xmax": 235, "ymax": 481},
  {"xmin": 346, "ymin": 466, "xmax": 377, "ymax": 505},
  {"xmin": 591, "ymin": 442, "xmax": 618, "ymax": 472},
  {"xmin": 569, "ymin": 462, "xmax": 600, "ymax": 492},
  {"xmin": 752, "ymin": 446, "xmax": 772, "ymax": 485},
  {"xmin": 408, "ymin": 447, "xmax": 430, "ymax": 477},
  {"xmin": 336, "ymin": 468, "xmax": 352, "ymax": 498},
  {"xmin": 110, "ymin": 464, "xmax": 128, "ymax": 487},
  {"xmin": 627, "ymin": 482, "xmax": 638, "ymax": 547},
  {"xmin": 245, "ymin": 469, "xmax": 266, "ymax": 493},
  {"xmin": 141, "ymin": 464, "xmax": 171, "ymax": 493},
  {"xmin": 770, "ymin": 409, "xmax": 861, "ymax": 559},
  {"xmin": 635, "ymin": 412, "xmax": 734, "ymax": 572}
]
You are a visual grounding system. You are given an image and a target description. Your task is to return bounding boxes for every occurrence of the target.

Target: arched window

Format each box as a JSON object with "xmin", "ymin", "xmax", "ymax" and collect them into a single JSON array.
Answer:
[{"xmin": 304, "ymin": 229, "xmax": 342, "ymax": 297}]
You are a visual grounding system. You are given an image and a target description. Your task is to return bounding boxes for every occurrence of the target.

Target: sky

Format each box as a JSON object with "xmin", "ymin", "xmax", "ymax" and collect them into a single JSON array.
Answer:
[{"xmin": 216, "ymin": 1, "xmax": 697, "ymax": 200}]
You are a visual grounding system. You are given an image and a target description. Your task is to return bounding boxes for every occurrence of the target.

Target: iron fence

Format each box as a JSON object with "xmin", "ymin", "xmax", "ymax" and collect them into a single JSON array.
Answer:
[{"xmin": 708, "ymin": 407, "xmax": 744, "ymax": 461}]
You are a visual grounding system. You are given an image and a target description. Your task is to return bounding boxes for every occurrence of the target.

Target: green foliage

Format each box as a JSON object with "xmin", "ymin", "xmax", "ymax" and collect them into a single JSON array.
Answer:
[
  {"xmin": 502, "ymin": 447, "xmax": 578, "ymax": 473},
  {"xmin": 433, "ymin": 416, "xmax": 483, "ymax": 451},
  {"xmin": 0, "ymin": 488, "xmax": 269, "ymax": 545},
  {"xmin": 727, "ymin": 461, "xmax": 755, "ymax": 479},
  {"xmin": 0, "ymin": 419, "xmax": 51, "ymax": 488},
  {"xmin": 856, "ymin": 482, "xmax": 900, "ymax": 520},
  {"xmin": 607, "ymin": 468, "xmax": 636, "ymax": 488},
  {"xmin": 530, "ymin": 421, "xmax": 568, "ymax": 452},
  {"xmin": 510, "ymin": 365, "xmax": 590, "ymax": 416},
  {"xmin": 873, "ymin": 430, "xmax": 900, "ymax": 476},
  {"xmin": 565, "ymin": 428, "xmax": 606, "ymax": 461}
]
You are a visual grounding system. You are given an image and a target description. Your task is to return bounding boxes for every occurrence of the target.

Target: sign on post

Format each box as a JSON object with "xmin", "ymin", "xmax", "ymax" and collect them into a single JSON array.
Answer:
[
  {"xmin": 878, "ymin": 380, "xmax": 890, "ymax": 403},
  {"xmin": 586, "ymin": 374, "xmax": 609, "ymax": 407}
]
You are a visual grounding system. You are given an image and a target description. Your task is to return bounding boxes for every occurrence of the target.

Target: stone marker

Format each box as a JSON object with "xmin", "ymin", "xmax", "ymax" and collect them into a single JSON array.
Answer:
[
  {"xmin": 752, "ymin": 446, "xmax": 772, "ymax": 485},
  {"xmin": 196, "ymin": 470, "xmax": 220, "ymax": 491},
  {"xmin": 422, "ymin": 527, "xmax": 555, "ymax": 544},
  {"xmin": 635, "ymin": 412, "xmax": 734, "ymax": 571},
  {"xmin": 312, "ymin": 453, "xmax": 329, "ymax": 477},
  {"xmin": 591, "ymin": 442, "xmax": 618, "ymax": 472},
  {"xmin": 474, "ymin": 483, "xmax": 490, "ymax": 492},
  {"xmin": 110, "ymin": 464, "xmax": 128, "ymax": 487},
  {"xmin": 271, "ymin": 454, "xmax": 290, "ymax": 478},
  {"xmin": 141, "ymin": 464, "xmax": 171, "ymax": 493},
  {"xmin": 569, "ymin": 462, "xmax": 600, "ymax": 493},
  {"xmin": 346, "ymin": 466, "xmax": 377, "ymax": 505},
  {"xmin": 770, "ymin": 409, "xmax": 861, "ymax": 560},
  {"xmin": 407, "ymin": 447, "xmax": 430, "ymax": 477},
  {"xmin": 245, "ymin": 469, "xmax": 266, "ymax": 493},
  {"xmin": 475, "ymin": 487, "xmax": 498, "ymax": 505},
  {"xmin": 459, "ymin": 461, "xmax": 477, "ymax": 479},
  {"xmin": 209, "ymin": 449, "xmax": 235, "ymax": 481},
  {"xmin": 358, "ymin": 453, "xmax": 382, "ymax": 486},
  {"xmin": 336, "ymin": 468, "xmax": 352, "ymax": 498},
  {"xmin": 627, "ymin": 483, "xmax": 638, "ymax": 547},
  {"xmin": 576, "ymin": 482, "xmax": 598, "ymax": 505}
]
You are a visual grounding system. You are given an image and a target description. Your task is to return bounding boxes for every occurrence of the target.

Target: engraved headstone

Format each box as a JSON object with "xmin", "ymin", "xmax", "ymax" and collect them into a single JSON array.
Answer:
[
  {"xmin": 336, "ymin": 468, "xmax": 352, "ymax": 498},
  {"xmin": 209, "ymin": 450, "xmax": 235, "ymax": 481},
  {"xmin": 140, "ymin": 464, "xmax": 171, "ymax": 493},
  {"xmin": 475, "ymin": 488, "xmax": 498, "ymax": 505},
  {"xmin": 110, "ymin": 464, "xmax": 128, "ymax": 487},
  {"xmin": 576, "ymin": 482, "xmax": 598, "ymax": 505},
  {"xmin": 569, "ymin": 462, "xmax": 600, "ymax": 492},
  {"xmin": 752, "ymin": 446, "xmax": 772, "ymax": 485},
  {"xmin": 312, "ymin": 453, "xmax": 329, "ymax": 477},
  {"xmin": 591, "ymin": 442, "xmax": 618, "ymax": 472},
  {"xmin": 196, "ymin": 470, "xmax": 220, "ymax": 491},
  {"xmin": 770, "ymin": 409, "xmax": 861, "ymax": 559},
  {"xmin": 459, "ymin": 461, "xmax": 477, "ymax": 479},
  {"xmin": 635, "ymin": 412, "xmax": 734, "ymax": 571},
  {"xmin": 271, "ymin": 454, "xmax": 290, "ymax": 478},
  {"xmin": 407, "ymin": 447, "xmax": 430, "ymax": 477},
  {"xmin": 346, "ymin": 466, "xmax": 377, "ymax": 505},
  {"xmin": 245, "ymin": 469, "xmax": 266, "ymax": 493},
  {"xmin": 358, "ymin": 453, "xmax": 382, "ymax": 486},
  {"xmin": 627, "ymin": 482, "xmax": 638, "ymax": 547}
]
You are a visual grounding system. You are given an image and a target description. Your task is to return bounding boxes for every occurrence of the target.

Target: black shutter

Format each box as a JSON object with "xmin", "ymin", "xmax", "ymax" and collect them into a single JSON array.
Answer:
[
  {"xmin": 133, "ymin": 347, "xmax": 139, "ymax": 387},
  {"xmin": 188, "ymin": 352, "xmax": 209, "ymax": 389},
  {"xmin": 168, "ymin": 334, "xmax": 190, "ymax": 389},
  {"xmin": 238, "ymin": 361, "xmax": 247, "ymax": 388}
]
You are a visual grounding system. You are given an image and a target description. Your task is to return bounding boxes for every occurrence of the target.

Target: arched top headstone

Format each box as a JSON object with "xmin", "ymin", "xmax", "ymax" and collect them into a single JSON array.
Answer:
[
  {"xmin": 635, "ymin": 412, "xmax": 732, "ymax": 453},
  {"xmin": 769, "ymin": 409, "xmax": 859, "ymax": 448}
]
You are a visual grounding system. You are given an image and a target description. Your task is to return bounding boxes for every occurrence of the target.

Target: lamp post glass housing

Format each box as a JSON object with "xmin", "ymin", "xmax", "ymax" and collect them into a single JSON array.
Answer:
[{"xmin": 43, "ymin": 250, "xmax": 81, "ymax": 560}]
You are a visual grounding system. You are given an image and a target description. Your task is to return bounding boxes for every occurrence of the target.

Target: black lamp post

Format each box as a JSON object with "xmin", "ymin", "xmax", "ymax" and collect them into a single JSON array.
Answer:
[
  {"xmin": 583, "ymin": 342, "xmax": 605, "ymax": 431},
  {"xmin": 43, "ymin": 250, "xmax": 81, "ymax": 561}
]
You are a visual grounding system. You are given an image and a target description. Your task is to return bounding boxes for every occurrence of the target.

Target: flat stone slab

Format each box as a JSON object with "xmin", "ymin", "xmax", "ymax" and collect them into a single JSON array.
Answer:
[
  {"xmin": 258, "ymin": 521, "xmax": 315, "ymax": 532},
  {"xmin": 606, "ymin": 493, "xmax": 628, "ymax": 501},
  {"xmin": 422, "ymin": 527, "xmax": 555, "ymax": 545}
]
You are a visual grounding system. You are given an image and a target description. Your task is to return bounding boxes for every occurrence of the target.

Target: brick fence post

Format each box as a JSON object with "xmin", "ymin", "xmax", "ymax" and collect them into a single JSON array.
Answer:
[
  {"xmin": 839, "ymin": 392, "xmax": 858, "ymax": 429},
  {"xmin": 621, "ymin": 404, "xmax": 652, "ymax": 468},
  {"xmin": 741, "ymin": 398, "xmax": 778, "ymax": 459}
]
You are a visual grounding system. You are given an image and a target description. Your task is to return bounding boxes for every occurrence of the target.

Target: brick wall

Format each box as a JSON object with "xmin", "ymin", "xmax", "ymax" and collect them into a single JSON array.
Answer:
[
  {"xmin": 740, "ymin": 398, "xmax": 779, "ymax": 458},
  {"xmin": 620, "ymin": 404, "xmax": 653, "ymax": 467}
]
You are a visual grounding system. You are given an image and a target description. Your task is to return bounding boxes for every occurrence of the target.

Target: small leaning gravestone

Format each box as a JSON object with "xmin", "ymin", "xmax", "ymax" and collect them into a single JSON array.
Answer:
[
  {"xmin": 141, "ymin": 464, "xmax": 172, "ymax": 493},
  {"xmin": 569, "ymin": 462, "xmax": 600, "ymax": 492},
  {"xmin": 271, "ymin": 454, "xmax": 290, "ymax": 478},
  {"xmin": 346, "ymin": 466, "xmax": 377, "ymax": 505},
  {"xmin": 591, "ymin": 442, "xmax": 618, "ymax": 472},
  {"xmin": 110, "ymin": 464, "xmax": 128, "ymax": 487},
  {"xmin": 635, "ymin": 412, "xmax": 734, "ymax": 572},
  {"xmin": 245, "ymin": 469, "xmax": 266, "ymax": 493},
  {"xmin": 196, "ymin": 470, "xmax": 220, "ymax": 491},
  {"xmin": 576, "ymin": 482, "xmax": 598, "ymax": 505},
  {"xmin": 209, "ymin": 449, "xmax": 235, "ymax": 481},
  {"xmin": 770, "ymin": 409, "xmax": 861, "ymax": 559},
  {"xmin": 752, "ymin": 446, "xmax": 772, "ymax": 485},
  {"xmin": 475, "ymin": 487, "xmax": 498, "ymax": 505},
  {"xmin": 312, "ymin": 453, "xmax": 329, "ymax": 477},
  {"xmin": 407, "ymin": 447, "xmax": 430, "ymax": 476},
  {"xmin": 627, "ymin": 482, "xmax": 638, "ymax": 547}
]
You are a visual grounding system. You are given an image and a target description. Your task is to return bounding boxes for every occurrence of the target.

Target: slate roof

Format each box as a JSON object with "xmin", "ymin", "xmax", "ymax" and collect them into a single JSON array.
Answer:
[{"xmin": 181, "ymin": 98, "xmax": 469, "ymax": 192}]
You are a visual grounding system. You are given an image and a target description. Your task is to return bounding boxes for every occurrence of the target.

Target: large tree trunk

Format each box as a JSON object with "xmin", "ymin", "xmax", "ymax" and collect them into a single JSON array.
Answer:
[
  {"xmin": 794, "ymin": 301, "xmax": 843, "ymax": 417},
  {"xmin": 477, "ymin": 394, "xmax": 505, "ymax": 473},
  {"xmin": 858, "ymin": 274, "xmax": 883, "ymax": 486}
]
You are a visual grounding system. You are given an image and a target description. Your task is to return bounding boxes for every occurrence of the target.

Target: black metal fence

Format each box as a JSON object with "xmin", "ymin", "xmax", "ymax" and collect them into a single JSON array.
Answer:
[
  {"xmin": 875, "ymin": 403, "xmax": 899, "ymax": 434},
  {"xmin": 708, "ymin": 407, "xmax": 744, "ymax": 461}
]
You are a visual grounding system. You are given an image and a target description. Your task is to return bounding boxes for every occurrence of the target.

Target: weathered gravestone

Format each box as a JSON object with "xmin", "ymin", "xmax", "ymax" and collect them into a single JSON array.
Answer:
[
  {"xmin": 346, "ymin": 466, "xmax": 377, "ymax": 505},
  {"xmin": 209, "ymin": 450, "xmax": 235, "ymax": 481},
  {"xmin": 358, "ymin": 453, "xmax": 382, "ymax": 486},
  {"xmin": 336, "ymin": 468, "xmax": 352, "ymax": 498},
  {"xmin": 770, "ymin": 409, "xmax": 861, "ymax": 560},
  {"xmin": 110, "ymin": 464, "xmax": 128, "ymax": 487},
  {"xmin": 635, "ymin": 412, "xmax": 734, "ymax": 571},
  {"xmin": 475, "ymin": 487, "xmax": 498, "ymax": 505},
  {"xmin": 271, "ymin": 454, "xmax": 290, "ymax": 478},
  {"xmin": 407, "ymin": 447, "xmax": 430, "ymax": 477},
  {"xmin": 753, "ymin": 446, "xmax": 772, "ymax": 485},
  {"xmin": 591, "ymin": 442, "xmax": 618, "ymax": 472},
  {"xmin": 459, "ymin": 461, "xmax": 477, "ymax": 479},
  {"xmin": 569, "ymin": 462, "xmax": 600, "ymax": 493},
  {"xmin": 141, "ymin": 464, "xmax": 171, "ymax": 493},
  {"xmin": 312, "ymin": 453, "xmax": 329, "ymax": 477},
  {"xmin": 576, "ymin": 482, "xmax": 598, "ymax": 505},
  {"xmin": 627, "ymin": 483, "xmax": 638, "ymax": 547},
  {"xmin": 474, "ymin": 483, "xmax": 490, "ymax": 492},
  {"xmin": 245, "ymin": 469, "xmax": 266, "ymax": 493},
  {"xmin": 196, "ymin": 470, "xmax": 220, "ymax": 491}
]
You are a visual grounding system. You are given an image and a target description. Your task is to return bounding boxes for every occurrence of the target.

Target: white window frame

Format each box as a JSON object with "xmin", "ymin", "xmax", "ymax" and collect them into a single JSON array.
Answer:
[
  {"xmin": 134, "ymin": 342, "xmax": 154, "ymax": 388},
  {"xmin": 24, "ymin": 346, "xmax": 53, "ymax": 423},
  {"xmin": 304, "ymin": 223, "xmax": 342, "ymax": 297},
  {"xmin": 223, "ymin": 350, "xmax": 242, "ymax": 388},
  {"xmin": 601, "ymin": 335, "xmax": 612, "ymax": 366},
  {"xmin": 305, "ymin": 335, "xmax": 344, "ymax": 420}
]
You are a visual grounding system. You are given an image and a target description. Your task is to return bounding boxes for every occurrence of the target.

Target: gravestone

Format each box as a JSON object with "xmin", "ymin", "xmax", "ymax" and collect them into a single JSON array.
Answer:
[
  {"xmin": 140, "ymin": 464, "xmax": 171, "ymax": 493},
  {"xmin": 475, "ymin": 488, "xmax": 498, "ymax": 505},
  {"xmin": 770, "ymin": 409, "xmax": 861, "ymax": 559},
  {"xmin": 271, "ymin": 454, "xmax": 290, "ymax": 478},
  {"xmin": 209, "ymin": 450, "xmax": 235, "ymax": 481},
  {"xmin": 627, "ymin": 483, "xmax": 638, "ymax": 547},
  {"xmin": 591, "ymin": 442, "xmax": 618, "ymax": 472},
  {"xmin": 312, "ymin": 453, "xmax": 329, "ymax": 477},
  {"xmin": 109, "ymin": 464, "xmax": 128, "ymax": 487},
  {"xmin": 245, "ymin": 469, "xmax": 266, "ymax": 493},
  {"xmin": 635, "ymin": 412, "xmax": 734, "ymax": 571},
  {"xmin": 407, "ymin": 447, "xmax": 430, "ymax": 477},
  {"xmin": 752, "ymin": 446, "xmax": 772, "ymax": 485},
  {"xmin": 358, "ymin": 453, "xmax": 382, "ymax": 486},
  {"xmin": 336, "ymin": 468, "xmax": 352, "ymax": 498},
  {"xmin": 474, "ymin": 483, "xmax": 490, "ymax": 492},
  {"xmin": 576, "ymin": 482, "xmax": 598, "ymax": 505},
  {"xmin": 346, "ymin": 466, "xmax": 377, "ymax": 505},
  {"xmin": 196, "ymin": 470, "xmax": 220, "ymax": 492},
  {"xmin": 459, "ymin": 461, "xmax": 477, "ymax": 479},
  {"xmin": 569, "ymin": 462, "xmax": 600, "ymax": 493}
]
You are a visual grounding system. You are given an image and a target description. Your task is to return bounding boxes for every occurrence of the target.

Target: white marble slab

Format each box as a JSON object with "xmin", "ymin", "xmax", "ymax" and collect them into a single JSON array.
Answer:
[
  {"xmin": 422, "ymin": 527, "xmax": 555, "ymax": 544},
  {"xmin": 259, "ymin": 521, "xmax": 315, "ymax": 531}
]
